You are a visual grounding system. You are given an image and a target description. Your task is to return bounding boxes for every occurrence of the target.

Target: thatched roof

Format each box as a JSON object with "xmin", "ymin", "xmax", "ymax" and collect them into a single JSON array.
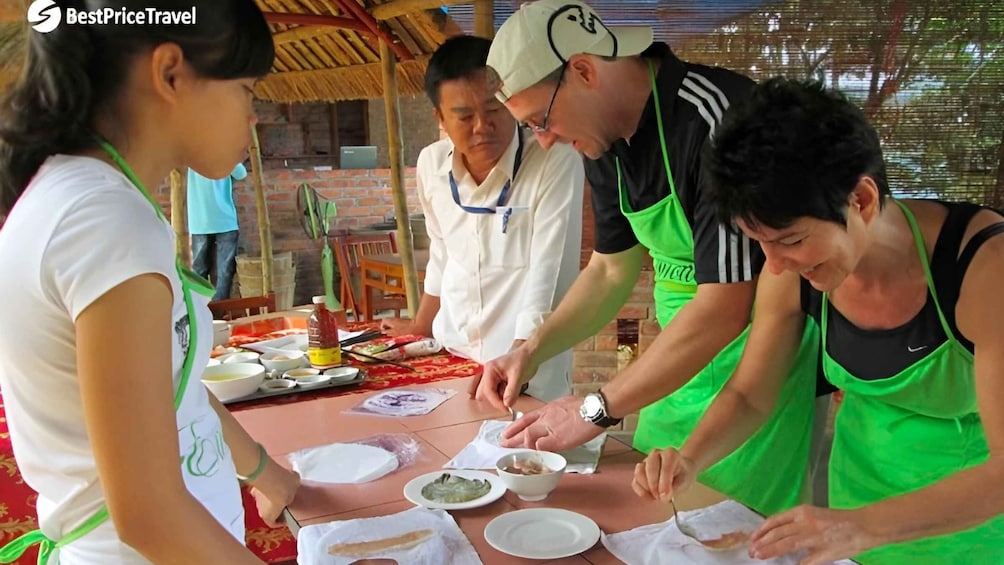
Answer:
[
  {"xmin": 0, "ymin": 0, "xmax": 462, "ymax": 102},
  {"xmin": 256, "ymin": 0, "xmax": 460, "ymax": 102}
]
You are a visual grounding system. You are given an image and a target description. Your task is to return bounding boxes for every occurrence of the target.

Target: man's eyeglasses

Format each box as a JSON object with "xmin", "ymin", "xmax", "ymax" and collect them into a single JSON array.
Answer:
[{"xmin": 522, "ymin": 63, "xmax": 567, "ymax": 133}]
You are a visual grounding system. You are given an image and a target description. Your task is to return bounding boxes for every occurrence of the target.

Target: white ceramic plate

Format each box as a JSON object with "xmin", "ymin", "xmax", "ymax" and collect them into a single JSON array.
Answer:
[
  {"xmin": 484, "ymin": 508, "xmax": 600, "ymax": 559},
  {"xmin": 403, "ymin": 470, "xmax": 506, "ymax": 510}
]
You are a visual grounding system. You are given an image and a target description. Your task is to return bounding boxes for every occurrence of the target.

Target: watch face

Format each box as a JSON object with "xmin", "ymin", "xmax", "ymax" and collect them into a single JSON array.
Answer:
[{"xmin": 581, "ymin": 394, "xmax": 603, "ymax": 419}]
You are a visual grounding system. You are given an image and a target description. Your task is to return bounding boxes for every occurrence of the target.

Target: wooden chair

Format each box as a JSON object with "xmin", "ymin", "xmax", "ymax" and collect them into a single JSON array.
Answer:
[
  {"xmin": 208, "ymin": 292, "xmax": 277, "ymax": 321},
  {"xmin": 332, "ymin": 232, "xmax": 406, "ymax": 321}
]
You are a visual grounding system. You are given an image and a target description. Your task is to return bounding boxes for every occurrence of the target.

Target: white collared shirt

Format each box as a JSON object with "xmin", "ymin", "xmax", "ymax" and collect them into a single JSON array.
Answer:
[{"xmin": 417, "ymin": 128, "xmax": 584, "ymax": 401}]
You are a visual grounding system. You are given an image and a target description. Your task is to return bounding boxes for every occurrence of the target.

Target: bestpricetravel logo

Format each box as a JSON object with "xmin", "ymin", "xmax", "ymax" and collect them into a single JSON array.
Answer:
[
  {"xmin": 26, "ymin": 1, "xmax": 197, "ymax": 32},
  {"xmin": 27, "ymin": 0, "xmax": 61, "ymax": 33}
]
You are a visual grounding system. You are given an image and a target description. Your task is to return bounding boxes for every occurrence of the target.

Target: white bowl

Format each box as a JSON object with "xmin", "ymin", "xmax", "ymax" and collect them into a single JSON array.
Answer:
[
  {"xmin": 324, "ymin": 366, "xmax": 360, "ymax": 383},
  {"xmin": 260, "ymin": 350, "xmax": 307, "ymax": 373},
  {"xmin": 212, "ymin": 321, "xmax": 231, "ymax": 348},
  {"xmin": 206, "ymin": 358, "xmax": 221, "ymax": 367},
  {"xmin": 496, "ymin": 451, "xmax": 567, "ymax": 502},
  {"xmin": 259, "ymin": 378, "xmax": 297, "ymax": 392},
  {"xmin": 202, "ymin": 363, "xmax": 266, "ymax": 402},
  {"xmin": 283, "ymin": 367, "xmax": 320, "ymax": 380},
  {"xmin": 218, "ymin": 351, "xmax": 261, "ymax": 364}
]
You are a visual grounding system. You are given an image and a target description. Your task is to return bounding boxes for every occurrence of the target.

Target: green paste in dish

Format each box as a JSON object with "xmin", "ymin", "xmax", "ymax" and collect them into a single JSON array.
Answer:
[{"xmin": 420, "ymin": 473, "xmax": 491, "ymax": 503}]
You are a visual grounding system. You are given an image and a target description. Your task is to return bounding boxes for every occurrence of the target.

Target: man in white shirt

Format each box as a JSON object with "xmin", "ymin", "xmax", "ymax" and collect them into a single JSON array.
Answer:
[{"xmin": 381, "ymin": 35, "xmax": 584, "ymax": 401}]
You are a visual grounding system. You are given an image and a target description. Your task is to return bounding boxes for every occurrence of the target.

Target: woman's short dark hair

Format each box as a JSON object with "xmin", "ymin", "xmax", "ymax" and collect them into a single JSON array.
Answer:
[
  {"xmin": 424, "ymin": 35, "xmax": 492, "ymax": 108},
  {"xmin": 0, "ymin": 0, "xmax": 275, "ymax": 214},
  {"xmin": 703, "ymin": 77, "xmax": 890, "ymax": 231}
]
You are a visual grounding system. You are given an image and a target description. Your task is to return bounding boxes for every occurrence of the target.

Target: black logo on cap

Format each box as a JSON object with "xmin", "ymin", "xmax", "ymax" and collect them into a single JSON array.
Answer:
[{"xmin": 547, "ymin": 4, "xmax": 618, "ymax": 63}]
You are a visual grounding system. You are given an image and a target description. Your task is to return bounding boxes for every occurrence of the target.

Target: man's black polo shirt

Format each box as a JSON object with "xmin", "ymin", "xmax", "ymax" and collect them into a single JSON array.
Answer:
[{"xmin": 585, "ymin": 42, "xmax": 764, "ymax": 284}]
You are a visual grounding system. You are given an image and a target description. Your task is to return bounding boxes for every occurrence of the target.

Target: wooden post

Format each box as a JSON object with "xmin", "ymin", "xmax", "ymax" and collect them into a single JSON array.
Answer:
[
  {"xmin": 249, "ymin": 125, "xmax": 275, "ymax": 295},
  {"xmin": 169, "ymin": 169, "xmax": 191, "ymax": 267},
  {"xmin": 474, "ymin": 0, "xmax": 494, "ymax": 38},
  {"xmin": 379, "ymin": 40, "xmax": 419, "ymax": 317}
]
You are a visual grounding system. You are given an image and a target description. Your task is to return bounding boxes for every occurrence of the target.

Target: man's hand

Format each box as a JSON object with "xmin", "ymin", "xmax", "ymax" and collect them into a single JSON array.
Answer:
[
  {"xmin": 248, "ymin": 459, "xmax": 301, "ymax": 527},
  {"xmin": 499, "ymin": 396, "xmax": 603, "ymax": 452},
  {"xmin": 631, "ymin": 448, "xmax": 697, "ymax": 503},
  {"xmin": 470, "ymin": 346, "xmax": 539, "ymax": 411},
  {"xmin": 380, "ymin": 318, "xmax": 416, "ymax": 337},
  {"xmin": 750, "ymin": 505, "xmax": 879, "ymax": 565}
]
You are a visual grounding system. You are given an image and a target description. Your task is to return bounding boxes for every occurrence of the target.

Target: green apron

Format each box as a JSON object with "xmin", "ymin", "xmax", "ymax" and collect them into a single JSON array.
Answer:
[
  {"xmin": 0, "ymin": 141, "xmax": 214, "ymax": 565},
  {"xmin": 824, "ymin": 200, "xmax": 1004, "ymax": 564},
  {"xmin": 622, "ymin": 62, "xmax": 818, "ymax": 516}
]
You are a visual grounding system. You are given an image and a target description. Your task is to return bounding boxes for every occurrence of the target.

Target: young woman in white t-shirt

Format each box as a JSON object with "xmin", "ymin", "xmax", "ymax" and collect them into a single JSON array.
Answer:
[{"xmin": 0, "ymin": 1, "xmax": 300, "ymax": 563}]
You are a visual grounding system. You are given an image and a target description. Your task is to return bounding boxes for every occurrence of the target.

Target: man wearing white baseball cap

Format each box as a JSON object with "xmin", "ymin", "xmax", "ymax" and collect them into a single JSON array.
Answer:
[{"xmin": 475, "ymin": 0, "xmax": 828, "ymax": 517}]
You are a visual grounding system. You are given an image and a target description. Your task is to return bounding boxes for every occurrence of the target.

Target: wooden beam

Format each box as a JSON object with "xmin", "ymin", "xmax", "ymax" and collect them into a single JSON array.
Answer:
[
  {"xmin": 474, "ymin": 0, "xmax": 494, "ymax": 38},
  {"xmin": 169, "ymin": 169, "xmax": 190, "ymax": 267},
  {"xmin": 272, "ymin": 24, "xmax": 372, "ymax": 46},
  {"xmin": 379, "ymin": 40, "xmax": 420, "ymax": 317},
  {"xmin": 328, "ymin": 103, "xmax": 341, "ymax": 167},
  {"xmin": 261, "ymin": 11, "xmax": 369, "ymax": 33},
  {"xmin": 332, "ymin": 0, "xmax": 414, "ymax": 61},
  {"xmin": 249, "ymin": 126, "xmax": 274, "ymax": 294},
  {"xmin": 371, "ymin": 0, "xmax": 472, "ymax": 21}
]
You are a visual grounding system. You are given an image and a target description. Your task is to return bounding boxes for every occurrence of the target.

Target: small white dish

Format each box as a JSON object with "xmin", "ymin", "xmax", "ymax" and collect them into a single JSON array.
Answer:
[
  {"xmin": 219, "ymin": 351, "xmax": 261, "ymax": 364},
  {"xmin": 293, "ymin": 374, "xmax": 330, "ymax": 388},
  {"xmin": 484, "ymin": 508, "xmax": 600, "ymax": 559},
  {"xmin": 260, "ymin": 350, "xmax": 306, "ymax": 373},
  {"xmin": 206, "ymin": 358, "xmax": 221, "ymax": 367},
  {"xmin": 403, "ymin": 470, "xmax": 506, "ymax": 511},
  {"xmin": 323, "ymin": 366, "xmax": 360, "ymax": 383},
  {"xmin": 259, "ymin": 378, "xmax": 297, "ymax": 392},
  {"xmin": 283, "ymin": 367, "xmax": 320, "ymax": 380}
]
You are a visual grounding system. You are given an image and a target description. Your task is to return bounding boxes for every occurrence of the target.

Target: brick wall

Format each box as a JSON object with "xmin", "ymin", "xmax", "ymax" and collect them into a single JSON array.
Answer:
[
  {"xmin": 252, "ymin": 96, "xmax": 440, "ymax": 166},
  {"xmin": 150, "ymin": 167, "xmax": 421, "ymax": 307},
  {"xmin": 367, "ymin": 94, "xmax": 441, "ymax": 168}
]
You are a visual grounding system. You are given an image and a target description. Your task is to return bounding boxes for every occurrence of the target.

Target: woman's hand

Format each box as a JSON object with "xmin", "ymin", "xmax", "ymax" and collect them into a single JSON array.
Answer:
[
  {"xmin": 248, "ymin": 459, "xmax": 300, "ymax": 527},
  {"xmin": 750, "ymin": 505, "xmax": 880, "ymax": 565},
  {"xmin": 631, "ymin": 448, "xmax": 696, "ymax": 503}
]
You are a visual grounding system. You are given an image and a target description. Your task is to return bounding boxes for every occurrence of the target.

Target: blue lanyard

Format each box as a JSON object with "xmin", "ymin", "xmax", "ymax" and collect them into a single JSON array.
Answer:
[{"xmin": 449, "ymin": 131, "xmax": 525, "ymax": 215}]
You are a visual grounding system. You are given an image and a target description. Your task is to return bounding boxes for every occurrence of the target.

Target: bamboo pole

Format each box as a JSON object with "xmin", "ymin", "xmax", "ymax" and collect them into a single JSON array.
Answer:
[
  {"xmin": 169, "ymin": 169, "xmax": 191, "ymax": 267},
  {"xmin": 249, "ymin": 126, "xmax": 274, "ymax": 295},
  {"xmin": 474, "ymin": 0, "xmax": 494, "ymax": 38},
  {"xmin": 379, "ymin": 40, "xmax": 419, "ymax": 317}
]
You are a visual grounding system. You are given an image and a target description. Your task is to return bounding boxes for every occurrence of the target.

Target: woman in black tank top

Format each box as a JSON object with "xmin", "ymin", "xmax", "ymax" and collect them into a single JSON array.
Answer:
[{"xmin": 629, "ymin": 78, "xmax": 1004, "ymax": 565}]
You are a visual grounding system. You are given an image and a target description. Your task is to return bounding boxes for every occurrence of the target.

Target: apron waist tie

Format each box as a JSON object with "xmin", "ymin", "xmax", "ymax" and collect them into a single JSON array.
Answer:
[
  {"xmin": 0, "ymin": 506, "xmax": 108, "ymax": 565},
  {"xmin": 0, "ymin": 529, "xmax": 55, "ymax": 564}
]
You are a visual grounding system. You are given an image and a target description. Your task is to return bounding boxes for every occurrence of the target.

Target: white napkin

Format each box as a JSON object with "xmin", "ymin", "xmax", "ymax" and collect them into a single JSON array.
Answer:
[
  {"xmin": 601, "ymin": 500, "xmax": 857, "ymax": 565},
  {"xmin": 288, "ymin": 442, "xmax": 399, "ymax": 484},
  {"xmin": 348, "ymin": 387, "xmax": 457, "ymax": 417},
  {"xmin": 297, "ymin": 507, "xmax": 483, "ymax": 565},
  {"xmin": 444, "ymin": 420, "xmax": 605, "ymax": 474}
]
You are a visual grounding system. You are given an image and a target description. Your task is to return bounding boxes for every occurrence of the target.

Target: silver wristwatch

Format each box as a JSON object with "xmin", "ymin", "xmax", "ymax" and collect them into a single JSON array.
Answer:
[{"xmin": 579, "ymin": 390, "xmax": 622, "ymax": 428}]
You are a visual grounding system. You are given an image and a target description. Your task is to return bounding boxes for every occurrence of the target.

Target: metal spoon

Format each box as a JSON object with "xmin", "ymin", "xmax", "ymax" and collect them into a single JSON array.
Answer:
[{"xmin": 670, "ymin": 497, "xmax": 702, "ymax": 542}]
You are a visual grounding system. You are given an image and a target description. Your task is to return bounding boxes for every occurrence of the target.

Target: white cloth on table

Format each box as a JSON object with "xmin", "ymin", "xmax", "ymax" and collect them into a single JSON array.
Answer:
[
  {"xmin": 444, "ymin": 419, "xmax": 604, "ymax": 474},
  {"xmin": 297, "ymin": 506, "xmax": 482, "ymax": 565},
  {"xmin": 600, "ymin": 500, "xmax": 858, "ymax": 565},
  {"xmin": 288, "ymin": 442, "xmax": 399, "ymax": 484}
]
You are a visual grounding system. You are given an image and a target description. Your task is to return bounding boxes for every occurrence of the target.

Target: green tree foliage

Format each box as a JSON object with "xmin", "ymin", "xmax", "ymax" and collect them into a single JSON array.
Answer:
[{"xmin": 677, "ymin": 0, "xmax": 1003, "ymax": 205}]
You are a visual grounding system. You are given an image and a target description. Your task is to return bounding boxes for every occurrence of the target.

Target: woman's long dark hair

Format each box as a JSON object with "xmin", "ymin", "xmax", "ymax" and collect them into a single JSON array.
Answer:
[{"xmin": 0, "ymin": 0, "xmax": 275, "ymax": 214}]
